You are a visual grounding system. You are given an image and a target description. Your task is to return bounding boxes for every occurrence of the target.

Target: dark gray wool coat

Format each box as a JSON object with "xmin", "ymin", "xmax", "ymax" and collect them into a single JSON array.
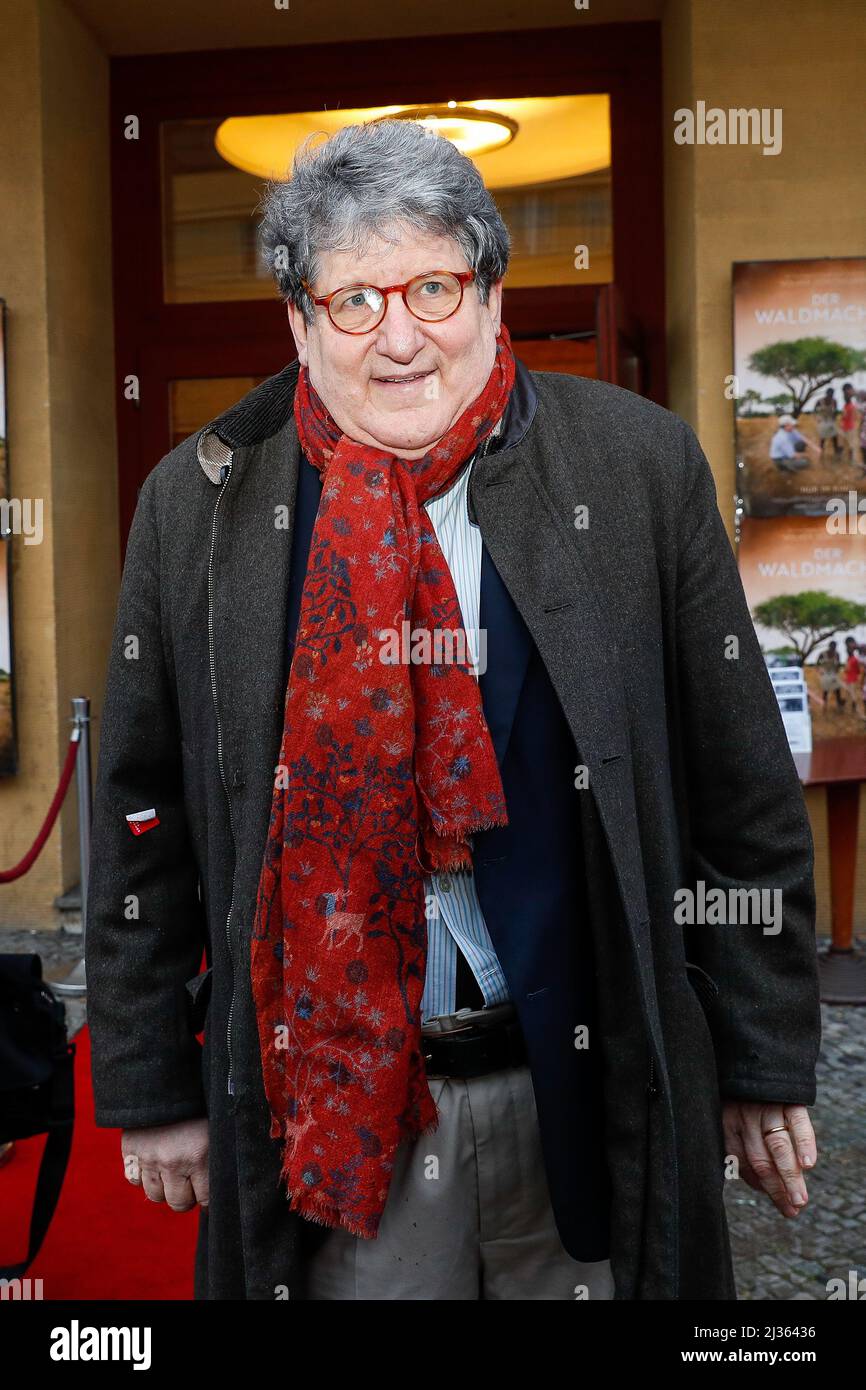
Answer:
[{"xmin": 86, "ymin": 359, "xmax": 821, "ymax": 1301}]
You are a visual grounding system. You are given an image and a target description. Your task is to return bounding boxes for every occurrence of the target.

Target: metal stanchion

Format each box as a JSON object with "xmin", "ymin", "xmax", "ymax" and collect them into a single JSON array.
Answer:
[{"xmin": 52, "ymin": 697, "xmax": 91, "ymax": 997}]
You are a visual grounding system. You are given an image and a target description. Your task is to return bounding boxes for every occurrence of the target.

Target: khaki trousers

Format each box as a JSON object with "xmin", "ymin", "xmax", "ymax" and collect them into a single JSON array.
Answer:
[{"xmin": 302, "ymin": 1060, "xmax": 615, "ymax": 1301}]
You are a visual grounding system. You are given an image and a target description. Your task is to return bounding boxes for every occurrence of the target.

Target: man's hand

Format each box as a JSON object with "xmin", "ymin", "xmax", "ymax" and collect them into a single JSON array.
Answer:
[
  {"xmin": 722, "ymin": 1102, "xmax": 817, "ymax": 1218},
  {"xmin": 121, "ymin": 1118, "xmax": 209, "ymax": 1213}
]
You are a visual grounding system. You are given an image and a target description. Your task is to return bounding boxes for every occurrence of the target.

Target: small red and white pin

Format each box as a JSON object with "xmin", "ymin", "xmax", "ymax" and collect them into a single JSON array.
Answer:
[{"xmin": 126, "ymin": 807, "xmax": 160, "ymax": 836}]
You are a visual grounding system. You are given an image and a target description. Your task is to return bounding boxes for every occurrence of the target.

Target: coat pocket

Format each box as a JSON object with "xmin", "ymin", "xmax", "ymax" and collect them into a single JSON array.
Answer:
[{"xmin": 185, "ymin": 966, "xmax": 213, "ymax": 1036}]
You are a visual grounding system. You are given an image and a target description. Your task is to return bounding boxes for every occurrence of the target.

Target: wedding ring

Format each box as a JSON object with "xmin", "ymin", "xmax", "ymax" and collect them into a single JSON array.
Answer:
[{"xmin": 762, "ymin": 1125, "xmax": 788, "ymax": 1136}]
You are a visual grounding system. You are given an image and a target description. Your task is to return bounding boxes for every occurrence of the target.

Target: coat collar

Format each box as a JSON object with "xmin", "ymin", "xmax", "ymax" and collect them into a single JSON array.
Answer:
[{"xmin": 199, "ymin": 358, "xmax": 302, "ymax": 464}]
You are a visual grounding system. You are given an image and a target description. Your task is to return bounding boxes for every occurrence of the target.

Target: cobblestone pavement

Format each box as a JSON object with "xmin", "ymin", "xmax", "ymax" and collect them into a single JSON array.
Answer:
[
  {"xmin": 2, "ymin": 930, "xmax": 862, "ymax": 1300},
  {"xmin": 726, "ymin": 1003, "xmax": 866, "ymax": 1301}
]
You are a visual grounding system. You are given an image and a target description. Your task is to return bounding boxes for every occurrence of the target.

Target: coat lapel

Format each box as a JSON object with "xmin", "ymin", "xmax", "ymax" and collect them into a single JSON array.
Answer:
[
  {"xmin": 470, "ymin": 415, "xmax": 655, "ymax": 950},
  {"xmin": 210, "ymin": 417, "xmax": 300, "ymax": 810},
  {"xmin": 478, "ymin": 545, "xmax": 532, "ymax": 767}
]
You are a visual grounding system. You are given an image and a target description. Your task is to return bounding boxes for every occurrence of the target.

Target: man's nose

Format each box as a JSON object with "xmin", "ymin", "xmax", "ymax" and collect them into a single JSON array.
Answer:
[{"xmin": 373, "ymin": 293, "xmax": 427, "ymax": 361}]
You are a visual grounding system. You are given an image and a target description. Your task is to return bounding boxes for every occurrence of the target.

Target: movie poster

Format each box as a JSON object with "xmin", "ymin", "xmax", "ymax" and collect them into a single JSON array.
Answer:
[
  {"xmin": 733, "ymin": 258, "xmax": 866, "ymax": 519},
  {"xmin": 734, "ymin": 260, "xmax": 866, "ymax": 751},
  {"xmin": 0, "ymin": 300, "xmax": 16, "ymax": 776},
  {"xmin": 738, "ymin": 517, "xmax": 866, "ymax": 747}
]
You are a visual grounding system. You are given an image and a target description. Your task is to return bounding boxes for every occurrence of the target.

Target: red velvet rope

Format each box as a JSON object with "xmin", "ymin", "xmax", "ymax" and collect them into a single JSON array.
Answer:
[{"xmin": 0, "ymin": 734, "xmax": 80, "ymax": 883}]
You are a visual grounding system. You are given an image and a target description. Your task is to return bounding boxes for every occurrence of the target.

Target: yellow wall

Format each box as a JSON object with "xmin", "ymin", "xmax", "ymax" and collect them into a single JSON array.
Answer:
[
  {"xmin": 662, "ymin": 0, "xmax": 866, "ymax": 939},
  {"xmin": 0, "ymin": 0, "xmax": 117, "ymax": 928}
]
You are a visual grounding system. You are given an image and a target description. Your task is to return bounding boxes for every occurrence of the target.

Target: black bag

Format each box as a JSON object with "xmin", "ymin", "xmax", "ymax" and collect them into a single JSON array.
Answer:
[{"xmin": 0, "ymin": 954, "xmax": 75, "ymax": 1279}]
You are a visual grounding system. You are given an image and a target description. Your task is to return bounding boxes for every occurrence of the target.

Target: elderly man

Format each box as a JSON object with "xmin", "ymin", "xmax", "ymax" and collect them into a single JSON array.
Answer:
[
  {"xmin": 87, "ymin": 120, "xmax": 821, "ymax": 1302},
  {"xmin": 769, "ymin": 414, "xmax": 817, "ymax": 472}
]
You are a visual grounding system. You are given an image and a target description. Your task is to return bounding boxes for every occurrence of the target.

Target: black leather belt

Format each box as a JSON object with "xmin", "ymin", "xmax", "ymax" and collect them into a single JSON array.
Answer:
[{"xmin": 421, "ymin": 1007, "xmax": 527, "ymax": 1079}]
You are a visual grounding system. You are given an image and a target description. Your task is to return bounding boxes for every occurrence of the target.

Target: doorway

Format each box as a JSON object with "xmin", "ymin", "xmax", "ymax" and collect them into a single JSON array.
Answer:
[{"xmin": 111, "ymin": 22, "xmax": 665, "ymax": 550}]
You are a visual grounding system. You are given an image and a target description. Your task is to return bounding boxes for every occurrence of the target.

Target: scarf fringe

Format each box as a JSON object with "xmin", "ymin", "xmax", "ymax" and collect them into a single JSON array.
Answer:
[
  {"xmin": 420, "ymin": 810, "xmax": 510, "ymax": 874},
  {"xmin": 285, "ymin": 1187, "xmax": 375, "ymax": 1241},
  {"xmin": 279, "ymin": 1108, "xmax": 442, "ymax": 1241}
]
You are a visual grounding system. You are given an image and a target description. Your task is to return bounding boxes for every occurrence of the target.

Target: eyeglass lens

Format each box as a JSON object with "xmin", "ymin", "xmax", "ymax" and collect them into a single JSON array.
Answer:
[{"xmin": 329, "ymin": 272, "xmax": 463, "ymax": 330}]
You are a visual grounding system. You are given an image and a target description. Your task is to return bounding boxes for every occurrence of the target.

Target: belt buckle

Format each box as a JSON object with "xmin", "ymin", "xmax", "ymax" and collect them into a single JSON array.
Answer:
[{"xmin": 438, "ymin": 1020, "xmax": 477, "ymax": 1036}]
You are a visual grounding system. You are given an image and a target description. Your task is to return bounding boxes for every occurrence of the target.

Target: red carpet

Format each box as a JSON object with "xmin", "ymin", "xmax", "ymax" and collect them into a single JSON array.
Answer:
[{"xmin": 0, "ymin": 1026, "xmax": 197, "ymax": 1299}]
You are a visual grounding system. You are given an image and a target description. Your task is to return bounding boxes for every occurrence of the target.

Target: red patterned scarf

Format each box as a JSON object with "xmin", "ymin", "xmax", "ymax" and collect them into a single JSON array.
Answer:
[{"xmin": 250, "ymin": 325, "xmax": 515, "ymax": 1237}]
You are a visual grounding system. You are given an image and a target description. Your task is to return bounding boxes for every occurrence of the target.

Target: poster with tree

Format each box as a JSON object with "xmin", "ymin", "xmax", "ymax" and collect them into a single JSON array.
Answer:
[
  {"xmin": 734, "ymin": 261, "xmax": 866, "ymax": 749},
  {"xmin": 738, "ymin": 517, "xmax": 866, "ymax": 744},
  {"xmin": 732, "ymin": 258, "xmax": 866, "ymax": 519}
]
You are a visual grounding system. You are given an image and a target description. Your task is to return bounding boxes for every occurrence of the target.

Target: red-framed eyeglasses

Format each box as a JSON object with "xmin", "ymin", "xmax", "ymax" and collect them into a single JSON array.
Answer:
[{"xmin": 301, "ymin": 269, "xmax": 475, "ymax": 335}]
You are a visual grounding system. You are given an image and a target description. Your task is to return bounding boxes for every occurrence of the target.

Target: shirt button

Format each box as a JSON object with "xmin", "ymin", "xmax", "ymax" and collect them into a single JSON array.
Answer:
[{"xmin": 439, "ymin": 875, "xmax": 452, "ymax": 892}]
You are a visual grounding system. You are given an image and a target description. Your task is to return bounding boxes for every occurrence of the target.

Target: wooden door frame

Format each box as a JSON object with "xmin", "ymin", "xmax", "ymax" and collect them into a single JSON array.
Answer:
[{"xmin": 110, "ymin": 21, "xmax": 666, "ymax": 549}]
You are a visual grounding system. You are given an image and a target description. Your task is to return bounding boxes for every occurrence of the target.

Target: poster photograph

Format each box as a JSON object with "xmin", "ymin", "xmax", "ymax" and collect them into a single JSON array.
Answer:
[
  {"xmin": 733, "ymin": 257, "xmax": 866, "ymax": 519},
  {"xmin": 738, "ymin": 515, "xmax": 866, "ymax": 746},
  {"xmin": 0, "ymin": 299, "xmax": 16, "ymax": 776}
]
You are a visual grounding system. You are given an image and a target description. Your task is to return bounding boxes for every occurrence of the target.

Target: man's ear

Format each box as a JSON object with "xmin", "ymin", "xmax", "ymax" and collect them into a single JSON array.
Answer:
[
  {"xmin": 488, "ymin": 279, "xmax": 503, "ymax": 335},
  {"xmin": 287, "ymin": 299, "xmax": 309, "ymax": 366}
]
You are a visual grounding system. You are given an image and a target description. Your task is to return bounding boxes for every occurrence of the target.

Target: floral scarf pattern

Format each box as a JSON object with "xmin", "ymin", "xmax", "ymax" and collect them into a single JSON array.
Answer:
[{"xmin": 250, "ymin": 326, "xmax": 515, "ymax": 1237}]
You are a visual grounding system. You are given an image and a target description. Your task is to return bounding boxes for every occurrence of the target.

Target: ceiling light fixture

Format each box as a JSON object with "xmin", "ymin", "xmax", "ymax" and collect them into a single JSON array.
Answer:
[{"xmin": 379, "ymin": 104, "xmax": 519, "ymax": 157}]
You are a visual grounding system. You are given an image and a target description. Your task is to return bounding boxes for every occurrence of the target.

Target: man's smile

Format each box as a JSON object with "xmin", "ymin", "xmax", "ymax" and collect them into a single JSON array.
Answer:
[{"xmin": 371, "ymin": 368, "xmax": 435, "ymax": 389}]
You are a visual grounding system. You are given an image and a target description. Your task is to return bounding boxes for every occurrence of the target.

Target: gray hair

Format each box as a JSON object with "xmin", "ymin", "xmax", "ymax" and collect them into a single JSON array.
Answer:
[{"xmin": 258, "ymin": 119, "xmax": 510, "ymax": 324}]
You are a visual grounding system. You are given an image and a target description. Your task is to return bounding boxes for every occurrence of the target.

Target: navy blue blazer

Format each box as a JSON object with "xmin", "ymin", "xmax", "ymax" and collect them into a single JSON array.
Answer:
[{"xmin": 285, "ymin": 360, "xmax": 611, "ymax": 1262}]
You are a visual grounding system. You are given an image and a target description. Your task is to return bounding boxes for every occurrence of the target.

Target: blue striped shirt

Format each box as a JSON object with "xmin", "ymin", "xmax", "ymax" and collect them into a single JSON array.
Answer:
[{"xmin": 420, "ymin": 450, "xmax": 511, "ymax": 1023}]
